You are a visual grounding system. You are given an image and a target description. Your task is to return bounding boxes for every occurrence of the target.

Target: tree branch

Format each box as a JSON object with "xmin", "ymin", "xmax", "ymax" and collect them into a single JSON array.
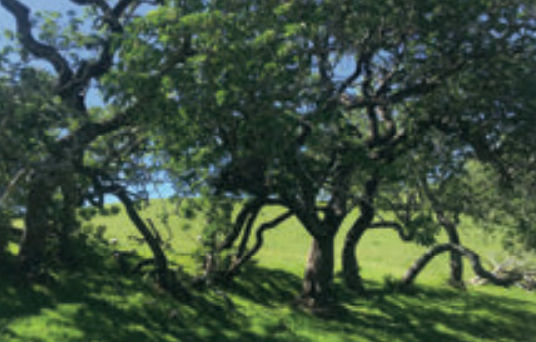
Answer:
[
  {"xmin": 1, "ymin": 0, "xmax": 73, "ymax": 85},
  {"xmin": 0, "ymin": 167, "xmax": 27, "ymax": 206},
  {"xmin": 226, "ymin": 211, "xmax": 293, "ymax": 278},
  {"xmin": 69, "ymin": 0, "xmax": 110, "ymax": 12},
  {"xmin": 216, "ymin": 198, "xmax": 264, "ymax": 251},
  {"xmin": 235, "ymin": 207, "xmax": 260, "ymax": 259},
  {"xmin": 66, "ymin": 0, "xmax": 143, "ymax": 97},
  {"xmin": 58, "ymin": 107, "xmax": 133, "ymax": 153},
  {"xmin": 113, "ymin": 0, "xmax": 138, "ymax": 18},
  {"xmin": 401, "ymin": 243, "xmax": 522, "ymax": 287},
  {"xmin": 369, "ymin": 220, "xmax": 414, "ymax": 241},
  {"xmin": 336, "ymin": 53, "xmax": 366, "ymax": 96}
]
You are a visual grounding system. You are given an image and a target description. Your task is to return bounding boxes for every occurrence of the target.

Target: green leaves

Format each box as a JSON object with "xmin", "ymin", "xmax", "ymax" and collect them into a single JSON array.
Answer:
[{"xmin": 408, "ymin": 214, "xmax": 440, "ymax": 246}]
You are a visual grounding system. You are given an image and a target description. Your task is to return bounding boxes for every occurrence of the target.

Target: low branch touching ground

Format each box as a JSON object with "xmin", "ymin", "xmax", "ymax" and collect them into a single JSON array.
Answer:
[{"xmin": 402, "ymin": 243, "xmax": 523, "ymax": 287}]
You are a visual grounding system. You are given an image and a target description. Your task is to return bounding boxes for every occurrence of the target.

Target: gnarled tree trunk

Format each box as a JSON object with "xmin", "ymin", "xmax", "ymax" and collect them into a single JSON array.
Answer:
[
  {"xmin": 58, "ymin": 173, "xmax": 79, "ymax": 264},
  {"xmin": 342, "ymin": 176, "xmax": 377, "ymax": 292},
  {"xmin": 302, "ymin": 236, "xmax": 335, "ymax": 307},
  {"xmin": 341, "ymin": 220, "xmax": 369, "ymax": 292},
  {"xmin": 19, "ymin": 175, "xmax": 56, "ymax": 273}
]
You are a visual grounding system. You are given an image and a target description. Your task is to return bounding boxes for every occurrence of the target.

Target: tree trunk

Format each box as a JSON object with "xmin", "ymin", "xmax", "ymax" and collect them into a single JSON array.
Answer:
[
  {"xmin": 443, "ymin": 221, "xmax": 464, "ymax": 288},
  {"xmin": 342, "ymin": 219, "xmax": 368, "ymax": 292},
  {"xmin": 116, "ymin": 189, "xmax": 171, "ymax": 290},
  {"xmin": 302, "ymin": 236, "xmax": 335, "ymax": 307},
  {"xmin": 19, "ymin": 177, "xmax": 55, "ymax": 273},
  {"xmin": 342, "ymin": 204, "xmax": 375, "ymax": 291},
  {"xmin": 342, "ymin": 176, "xmax": 377, "ymax": 292},
  {"xmin": 420, "ymin": 176, "xmax": 464, "ymax": 288},
  {"xmin": 58, "ymin": 174, "xmax": 79, "ymax": 264}
]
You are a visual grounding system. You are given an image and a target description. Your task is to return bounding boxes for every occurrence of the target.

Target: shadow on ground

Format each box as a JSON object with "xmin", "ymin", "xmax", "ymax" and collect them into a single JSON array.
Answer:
[{"xmin": 1, "ymin": 249, "xmax": 535, "ymax": 342}]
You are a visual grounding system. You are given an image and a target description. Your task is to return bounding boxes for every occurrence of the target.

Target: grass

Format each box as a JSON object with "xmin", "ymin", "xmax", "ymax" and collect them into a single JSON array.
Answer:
[{"xmin": 1, "ymin": 199, "xmax": 535, "ymax": 342}]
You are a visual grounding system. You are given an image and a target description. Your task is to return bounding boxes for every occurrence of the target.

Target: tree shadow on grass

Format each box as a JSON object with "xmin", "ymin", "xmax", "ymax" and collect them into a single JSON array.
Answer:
[
  {"xmin": 0, "ymin": 245, "xmax": 305, "ymax": 342},
  {"xmin": 221, "ymin": 262, "xmax": 302, "ymax": 307},
  {"xmin": 2, "ymin": 246, "xmax": 536, "ymax": 342},
  {"xmin": 224, "ymin": 264, "xmax": 536, "ymax": 342}
]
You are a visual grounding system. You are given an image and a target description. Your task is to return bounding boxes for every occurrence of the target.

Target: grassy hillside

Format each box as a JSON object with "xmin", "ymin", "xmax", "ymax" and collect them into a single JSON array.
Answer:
[{"xmin": 1, "ymin": 200, "xmax": 535, "ymax": 342}]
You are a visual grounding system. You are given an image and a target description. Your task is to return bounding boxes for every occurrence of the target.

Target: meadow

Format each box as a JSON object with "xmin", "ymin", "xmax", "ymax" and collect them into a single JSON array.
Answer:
[{"xmin": 1, "ymin": 200, "xmax": 535, "ymax": 342}]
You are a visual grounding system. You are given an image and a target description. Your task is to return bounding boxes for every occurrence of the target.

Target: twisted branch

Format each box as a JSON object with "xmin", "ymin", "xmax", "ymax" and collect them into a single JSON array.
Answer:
[
  {"xmin": 1, "ymin": 0, "xmax": 73, "ymax": 85},
  {"xmin": 401, "ymin": 243, "xmax": 522, "ymax": 287},
  {"xmin": 369, "ymin": 220, "xmax": 414, "ymax": 241},
  {"xmin": 226, "ymin": 211, "xmax": 293, "ymax": 278}
]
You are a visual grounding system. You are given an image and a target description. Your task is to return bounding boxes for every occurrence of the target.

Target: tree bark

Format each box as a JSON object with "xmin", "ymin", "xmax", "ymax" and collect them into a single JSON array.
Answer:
[
  {"xmin": 341, "ymin": 214, "xmax": 370, "ymax": 292},
  {"xmin": 58, "ymin": 173, "xmax": 79, "ymax": 264},
  {"xmin": 442, "ymin": 219, "xmax": 464, "ymax": 287},
  {"xmin": 235, "ymin": 208, "xmax": 259, "ymax": 259},
  {"xmin": 419, "ymin": 176, "xmax": 464, "ymax": 287},
  {"xmin": 342, "ymin": 176, "xmax": 377, "ymax": 292},
  {"xmin": 19, "ymin": 176, "xmax": 56, "ymax": 273},
  {"xmin": 302, "ymin": 235, "xmax": 335, "ymax": 307},
  {"xmin": 115, "ymin": 189, "xmax": 171, "ymax": 289}
]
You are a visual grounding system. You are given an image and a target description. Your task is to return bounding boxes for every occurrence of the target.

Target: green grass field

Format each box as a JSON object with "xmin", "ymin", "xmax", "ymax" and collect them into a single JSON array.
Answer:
[{"xmin": 1, "ymin": 200, "xmax": 535, "ymax": 342}]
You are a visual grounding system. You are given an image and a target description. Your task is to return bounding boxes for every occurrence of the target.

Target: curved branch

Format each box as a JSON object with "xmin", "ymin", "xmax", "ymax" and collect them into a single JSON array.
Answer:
[
  {"xmin": 69, "ymin": 0, "xmax": 110, "ymax": 11},
  {"xmin": 401, "ymin": 243, "xmax": 522, "ymax": 287},
  {"xmin": 67, "ymin": 0, "xmax": 142, "ymax": 96},
  {"xmin": 336, "ymin": 53, "xmax": 367, "ymax": 96},
  {"xmin": 369, "ymin": 220, "xmax": 414, "ymax": 241},
  {"xmin": 0, "ymin": 168, "xmax": 27, "ymax": 206},
  {"xmin": 226, "ymin": 211, "xmax": 293, "ymax": 278},
  {"xmin": 77, "ymin": 166, "xmax": 185, "ymax": 294},
  {"xmin": 113, "ymin": 0, "xmax": 138, "ymax": 17},
  {"xmin": 58, "ymin": 109, "xmax": 131, "ymax": 151},
  {"xmin": 109, "ymin": 186, "xmax": 167, "ymax": 275},
  {"xmin": 1, "ymin": 0, "xmax": 73, "ymax": 85},
  {"xmin": 216, "ymin": 198, "xmax": 263, "ymax": 251},
  {"xmin": 235, "ymin": 207, "xmax": 260, "ymax": 259}
]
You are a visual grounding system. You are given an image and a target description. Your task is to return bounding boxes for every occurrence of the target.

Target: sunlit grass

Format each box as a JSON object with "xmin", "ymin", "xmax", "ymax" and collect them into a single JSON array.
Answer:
[{"xmin": 2, "ymin": 199, "xmax": 535, "ymax": 342}]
